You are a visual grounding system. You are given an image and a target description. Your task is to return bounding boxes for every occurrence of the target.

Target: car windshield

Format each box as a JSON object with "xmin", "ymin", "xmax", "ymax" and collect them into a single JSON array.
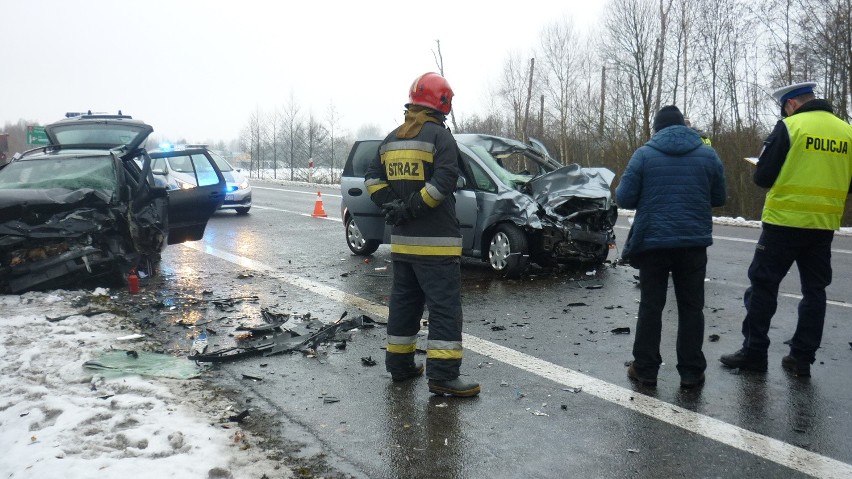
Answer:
[
  {"xmin": 467, "ymin": 145, "xmax": 533, "ymax": 188},
  {"xmin": 0, "ymin": 156, "xmax": 117, "ymax": 191},
  {"xmin": 208, "ymin": 151, "xmax": 233, "ymax": 172}
]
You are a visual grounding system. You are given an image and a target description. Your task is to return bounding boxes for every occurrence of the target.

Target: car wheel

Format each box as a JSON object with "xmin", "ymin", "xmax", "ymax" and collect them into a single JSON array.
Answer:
[
  {"xmin": 345, "ymin": 215, "xmax": 380, "ymax": 255},
  {"xmin": 488, "ymin": 223, "xmax": 528, "ymax": 278},
  {"xmin": 235, "ymin": 207, "xmax": 251, "ymax": 215},
  {"xmin": 593, "ymin": 244, "xmax": 610, "ymax": 264}
]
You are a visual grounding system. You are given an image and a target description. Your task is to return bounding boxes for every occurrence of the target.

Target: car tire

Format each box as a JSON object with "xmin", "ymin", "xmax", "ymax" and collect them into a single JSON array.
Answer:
[
  {"xmin": 235, "ymin": 207, "xmax": 251, "ymax": 215},
  {"xmin": 345, "ymin": 215, "xmax": 380, "ymax": 256},
  {"xmin": 593, "ymin": 244, "xmax": 610, "ymax": 264},
  {"xmin": 488, "ymin": 223, "xmax": 528, "ymax": 278}
]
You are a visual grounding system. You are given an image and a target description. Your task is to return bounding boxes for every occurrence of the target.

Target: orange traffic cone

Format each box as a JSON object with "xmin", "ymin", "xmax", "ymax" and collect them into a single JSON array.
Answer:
[{"xmin": 311, "ymin": 191, "xmax": 328, "ymax": 218}]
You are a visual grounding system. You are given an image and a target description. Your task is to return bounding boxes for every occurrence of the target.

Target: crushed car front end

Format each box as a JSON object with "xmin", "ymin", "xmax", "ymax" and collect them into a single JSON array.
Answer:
[
  {"xmin": 0, "ymin": 149, "xmax": 167, "ymax": 293},
  {"xmin": 525, "ymin": 165, "xmax": 618, "ymax": 265}
]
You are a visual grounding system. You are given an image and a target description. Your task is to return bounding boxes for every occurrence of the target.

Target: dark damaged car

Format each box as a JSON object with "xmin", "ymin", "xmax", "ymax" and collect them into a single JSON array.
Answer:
[
  {"xmin": 341, "ymin": 133, "xmax": 618, "ymax": 278},
  {"xmin": 0, "ymin": 113, "xmax": 225, "ymax": 293}
]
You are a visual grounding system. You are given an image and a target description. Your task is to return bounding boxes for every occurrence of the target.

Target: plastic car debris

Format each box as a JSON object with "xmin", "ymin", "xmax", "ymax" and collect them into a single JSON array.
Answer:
[
  {"xmin": 188, "ymin": 312, "xmax": 377, "ymax": 363},
  {"xmin": 191, "ymin": 332, "xmax": 208, "ymax": 355},
  {"xmin": 611, "ymin": 327, "xmax": 631, "ymax": 334},
  {"xmin": 228, "ymin": 410, "xmax": 250, "ymax": 423}
]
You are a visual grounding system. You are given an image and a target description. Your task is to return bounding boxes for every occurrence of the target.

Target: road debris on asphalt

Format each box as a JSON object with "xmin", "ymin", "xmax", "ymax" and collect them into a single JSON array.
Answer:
[
  {"xmin": 610, "ymin": 327, "xmax": 631, "ymax": 334},
  {"xmin": 188, "ymin": 310, "xmax": 379, "ymax": 363}
]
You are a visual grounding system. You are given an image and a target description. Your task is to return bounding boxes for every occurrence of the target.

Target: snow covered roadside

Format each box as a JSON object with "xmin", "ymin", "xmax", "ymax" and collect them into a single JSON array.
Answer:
[
  {"xmin": 617, "ymin": 209, "xmax": 852, "ymax": 236},
  {"xmin": 0, "ymin": 291, "xmax": 288, "ymax": 479}
]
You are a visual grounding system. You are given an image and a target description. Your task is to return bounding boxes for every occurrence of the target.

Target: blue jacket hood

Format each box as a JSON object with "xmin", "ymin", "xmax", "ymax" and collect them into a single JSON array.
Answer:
[{"xmin": 647, "ymin": 125, "xmax": 705, "ymax": 155}]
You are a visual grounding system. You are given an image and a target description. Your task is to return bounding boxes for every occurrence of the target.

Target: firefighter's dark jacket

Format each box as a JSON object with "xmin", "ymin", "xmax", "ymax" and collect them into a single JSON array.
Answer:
[
  {"xmin": 364, "ymin": 106, "xmax": 462, "ymax": 263},
  {"xmin": 756, "ymin": 98, "xmax": 852, "ymax": 230}
]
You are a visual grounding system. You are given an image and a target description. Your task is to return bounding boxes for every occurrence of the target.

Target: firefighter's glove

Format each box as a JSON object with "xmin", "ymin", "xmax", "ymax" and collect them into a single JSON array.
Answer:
[
  {"xmin": 382, "ymin": 199, "xmax": 411, "ymax": 226},
  {"xmin": 406, "ymin": 191, "xmax": 429, "ymax": 219}
]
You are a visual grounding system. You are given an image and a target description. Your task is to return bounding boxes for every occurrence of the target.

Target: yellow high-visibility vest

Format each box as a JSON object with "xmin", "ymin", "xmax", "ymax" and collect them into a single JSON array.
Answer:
[{"xmin": 762, "ymin": 110, "xmax": 852, "ymax": 230}]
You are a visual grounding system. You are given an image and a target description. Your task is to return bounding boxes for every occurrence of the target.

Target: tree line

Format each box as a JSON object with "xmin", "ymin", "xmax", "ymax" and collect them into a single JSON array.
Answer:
[{"xmin": 238, "ymin": 0, "xmax": 850, "ymax": 225}]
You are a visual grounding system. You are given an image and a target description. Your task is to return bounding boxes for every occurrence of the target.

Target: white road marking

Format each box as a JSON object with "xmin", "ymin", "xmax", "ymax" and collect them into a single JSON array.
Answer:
[
  {"xmin": 706, "ymin": 279, "xmax": 851, "ymax": 309},
  {"xmin": 614, "ymin": 225, "xmax": 851, "ymax": 254},
  {"xmin": 251, "ymin": 204, "xmax": 341, "ymax": 221},
  {"xmin": 252, "ymin": 185, "xmax": 342, "ymax": 198},
  {"xmin": 183, "ymin": 241, "xmax": 852, "ymax": 479}
]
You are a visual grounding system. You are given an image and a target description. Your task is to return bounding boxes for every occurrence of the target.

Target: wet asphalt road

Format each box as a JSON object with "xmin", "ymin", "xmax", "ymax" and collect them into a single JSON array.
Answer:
[{"xmin": 159, "ymin": 179, "xmax": 852, "ymax": 479}]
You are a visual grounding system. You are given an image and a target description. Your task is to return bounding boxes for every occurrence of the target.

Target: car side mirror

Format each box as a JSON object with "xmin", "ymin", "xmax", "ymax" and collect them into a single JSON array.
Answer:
[
  {"xmin": 456, "ymin": 176, "xmax": 467, "ymax": 190},
  {"xmin": 236, "ymin": 168, "xmax": 242, "ymax": 173},
  {"xmin": 119, "ymin": 185, "xmax": 132, "ymax": 201}
]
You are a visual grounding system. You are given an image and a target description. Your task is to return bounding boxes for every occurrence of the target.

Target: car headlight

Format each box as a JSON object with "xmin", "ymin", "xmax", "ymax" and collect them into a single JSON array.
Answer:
[
  {"xmin": 175, "ymin": 178, "xmax": 196, "ymax": 189},
  {"xmin": 238, "ymin": 179, "xmax": 249, "ymax": 189}
]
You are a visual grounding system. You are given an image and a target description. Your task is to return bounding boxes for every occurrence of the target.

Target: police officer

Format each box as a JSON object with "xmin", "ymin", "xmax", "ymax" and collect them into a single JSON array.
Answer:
[
  {"xmin": 364, "ymin": 72, "xmax": 479, "ymax": 397},
  {"xmin": 720, "ymin": 82, "xmax": 852, "ymax": 377},
  {"xmin": 684, "ymin": 117, "xmax": 712, "ymax": 146}
]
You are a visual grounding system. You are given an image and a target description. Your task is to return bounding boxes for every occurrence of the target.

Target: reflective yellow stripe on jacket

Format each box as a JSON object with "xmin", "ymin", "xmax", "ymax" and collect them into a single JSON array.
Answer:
[
  {"xmin": 763, "ymin": 111, "xmax": 852, "ymax": 230},
  {"xmin": 390, "ymin": 234, "xmax": 462, "ymax": 256}
]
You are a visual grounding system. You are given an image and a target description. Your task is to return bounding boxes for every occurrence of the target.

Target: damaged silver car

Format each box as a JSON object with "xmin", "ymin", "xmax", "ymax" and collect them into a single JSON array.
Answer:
[
  {"xmin": 340, "ymin": 133, "xmax": 618, "ymax": 278},
  {"xmin": 0, "ymin": 113, "xmax": 225, "ymax": 293}
]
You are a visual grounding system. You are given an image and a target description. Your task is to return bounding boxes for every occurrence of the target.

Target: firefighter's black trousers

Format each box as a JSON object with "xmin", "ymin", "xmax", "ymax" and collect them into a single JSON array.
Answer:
[{"xmin": 385, "ymin": 259, "xmax": 463, "ymax": 381}]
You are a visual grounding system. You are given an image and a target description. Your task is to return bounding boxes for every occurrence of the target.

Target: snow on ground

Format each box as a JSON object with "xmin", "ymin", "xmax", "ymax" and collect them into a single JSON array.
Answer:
[{"xmin": 0, "ymin": 290, "xmax": 288, "ymax": 479}]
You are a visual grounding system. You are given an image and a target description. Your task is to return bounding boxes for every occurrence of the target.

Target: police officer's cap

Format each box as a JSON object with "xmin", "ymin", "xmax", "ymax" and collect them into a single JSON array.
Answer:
[
  {"xmin": 771, "ymin": 82, "xmax": 817, "ymax": 104},
  {"xmin": 771, "ymin": 81, "xmax": 816, "ymax": 117}
]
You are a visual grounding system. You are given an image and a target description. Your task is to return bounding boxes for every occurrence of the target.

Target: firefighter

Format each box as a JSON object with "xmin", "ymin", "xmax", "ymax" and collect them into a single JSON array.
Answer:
[
  {"xmin": 720, "ymin": 82, "xmax": 852, "ymax": 377},
  {"xmin": 364, "ymin": 72, "xmax": 480, "ymax": 397}
]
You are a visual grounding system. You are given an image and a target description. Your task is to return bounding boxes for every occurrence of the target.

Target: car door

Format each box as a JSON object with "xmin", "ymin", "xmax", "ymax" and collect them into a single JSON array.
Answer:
[
  {"xmin": 341, "ymin": 140, "xmax": 388, "ymax": 242},
  {"xmin": 163, "ymin": 152, "xmax": 225, "ymax": 244},
  {"xmin": 455, "ymin": 148, "xmax": 480, "ymax": 251}
]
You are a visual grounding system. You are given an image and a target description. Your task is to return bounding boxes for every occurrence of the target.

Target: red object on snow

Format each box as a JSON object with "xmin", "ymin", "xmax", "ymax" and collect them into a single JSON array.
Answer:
[{"xmin": 128, "ymin": 271, "xmax": 140, "ymax": 294}]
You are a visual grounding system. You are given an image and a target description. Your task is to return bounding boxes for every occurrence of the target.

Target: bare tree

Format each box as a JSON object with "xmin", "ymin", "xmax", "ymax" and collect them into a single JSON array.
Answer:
[
  {"xmin": 282, "ymin": 93, "xmax": 303, "ymax": 181},
  {"xmin": 498, "ymin": 51, "xmax": 535, "ymax": 140},
  {"xmin": 432, "ymin": 39, "xmax": 459, "ymax": 131},
  {"xmin": 603, "ymin": 0, "xmax": 666, "ymax": 140},
  {"xmin": 539, "ymin": 17, "xmax": 580, "ymax": 163},
  {"xmin": 325, "ymin": 103, "xmax": 342, "ymax": 183}
]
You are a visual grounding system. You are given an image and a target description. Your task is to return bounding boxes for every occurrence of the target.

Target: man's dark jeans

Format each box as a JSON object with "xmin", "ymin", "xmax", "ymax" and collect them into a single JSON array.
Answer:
[
  {"xmin": 741, "ymin": 223, "xmax": 833, "ymax": 363},
  {"xmin": 631, "ymin": 247, "xmax": 708, "ymax": 381}
]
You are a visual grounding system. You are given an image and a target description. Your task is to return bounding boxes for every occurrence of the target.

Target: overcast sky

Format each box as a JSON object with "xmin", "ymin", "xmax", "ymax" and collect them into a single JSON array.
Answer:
[{"xmin": 1, "ymin": 0, "xmax": 605, "ymax": 144}]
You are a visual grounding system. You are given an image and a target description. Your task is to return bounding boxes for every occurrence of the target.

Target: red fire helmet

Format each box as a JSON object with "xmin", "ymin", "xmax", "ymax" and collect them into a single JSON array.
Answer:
[{"xmin": 408, "ymin": 72, "xmax": 454, "ymax": 114}]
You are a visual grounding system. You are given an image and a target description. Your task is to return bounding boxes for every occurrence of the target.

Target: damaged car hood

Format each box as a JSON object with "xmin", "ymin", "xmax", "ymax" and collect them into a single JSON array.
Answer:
[{"xmin": 527, "ymin": 164, "xmax": 615, "ymax": 219}]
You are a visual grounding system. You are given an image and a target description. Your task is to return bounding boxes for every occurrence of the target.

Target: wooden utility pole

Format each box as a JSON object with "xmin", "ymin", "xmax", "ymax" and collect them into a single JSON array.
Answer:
[{"xmin": 522, "ymin": 58, "xmax": 535, "ymax": 143}]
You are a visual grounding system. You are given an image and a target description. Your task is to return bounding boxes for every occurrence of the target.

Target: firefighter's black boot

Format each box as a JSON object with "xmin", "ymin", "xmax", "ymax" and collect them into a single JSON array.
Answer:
[
  {"xmin": 391, "ymin": 362, "xmax": 425, "ymax": 382},
  {"xmin": 428, "ymin": 378, "xmax": 480, "ymax": 397}
]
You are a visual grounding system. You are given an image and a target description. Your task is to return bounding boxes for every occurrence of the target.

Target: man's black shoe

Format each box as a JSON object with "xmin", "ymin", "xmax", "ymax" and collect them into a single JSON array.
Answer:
[
  {"xmin": 428, "ymin": 378, "xmax": 480, "ymax": 397},
  {"xmin": 719, "ymin": 348, "xmax": 768, "ymax": 371},
  {"xmin": 781, "ymin": 355, "xmax": 811, "ymax": 377},
  {"xmin": 391, "ymin": 363, "xmax": 425, "ymax": 382},
  {"xmin": 626, "ymin": 363, "xmax": 657, "ymax": 387},
  {"xmin": 680, "ymin": 373, "xmax": 705, "ymax": 389}
]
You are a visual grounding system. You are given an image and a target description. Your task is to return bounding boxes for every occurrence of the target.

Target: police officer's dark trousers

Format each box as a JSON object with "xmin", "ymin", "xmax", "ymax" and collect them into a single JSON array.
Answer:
[
  {"xmin": 741, "ymin": 223, "xmax": 833, "ymax": 362},
  {"xmin": 631, "ymin": 247, "xmax": 707, "ymax": 381},
  {"xmin": 386, "ymin": 259, "xmax": 463, "ymax": 381}
]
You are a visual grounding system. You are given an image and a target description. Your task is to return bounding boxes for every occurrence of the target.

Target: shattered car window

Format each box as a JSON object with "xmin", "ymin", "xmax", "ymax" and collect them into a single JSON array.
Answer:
[
  {"xmin": 468, "ymin": 145, "xmax": 532, "ymax": 189},
  {"xmin": 0, "ymin": 157, "xmax": 117, "ymax": 192}
]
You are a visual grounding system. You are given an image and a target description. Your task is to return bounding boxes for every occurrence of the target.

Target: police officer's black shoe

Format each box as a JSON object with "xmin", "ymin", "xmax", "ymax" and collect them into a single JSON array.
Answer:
[
  {"xmin": 428, "ymin": 378, "xmax": 480, "ymax": 397},
  {"xmin": 719, "ymin": 348, "xmax": 768, "ymax": 372},
  {"xmin": 781, "ymin": 354, "xmax": 811, "ymax": 377},
  {"xmin": 391, "ymin": 363, "xmax": 425, "ymax": 382}
]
